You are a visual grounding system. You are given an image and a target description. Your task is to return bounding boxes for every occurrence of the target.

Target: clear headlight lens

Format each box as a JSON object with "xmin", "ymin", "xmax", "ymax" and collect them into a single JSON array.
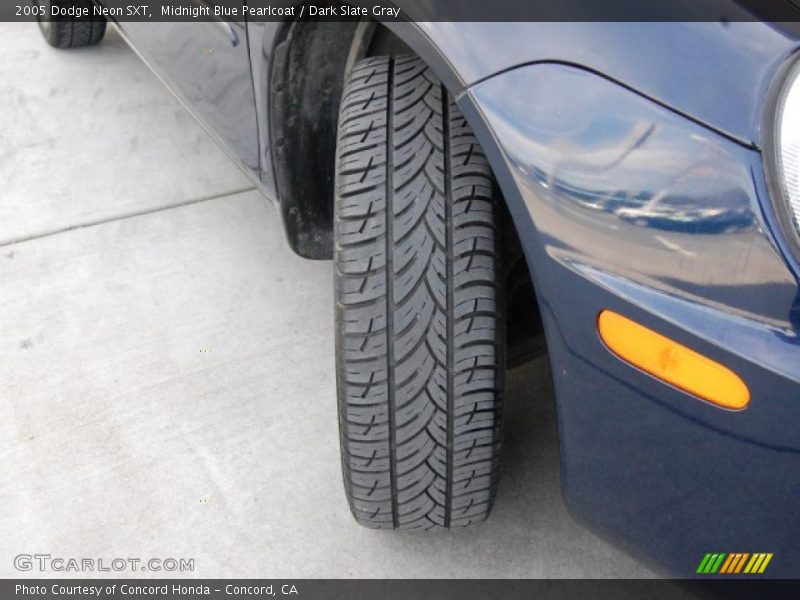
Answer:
[{"xmin": 777, "ymin": 66, "xmax": 800, "ymax": 238}]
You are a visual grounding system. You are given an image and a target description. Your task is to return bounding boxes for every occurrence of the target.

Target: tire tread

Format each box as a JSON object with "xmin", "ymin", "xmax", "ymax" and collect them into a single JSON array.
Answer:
[{"xmin": 335, "ymin": 55, "xmax": 503, "ymax": 530}]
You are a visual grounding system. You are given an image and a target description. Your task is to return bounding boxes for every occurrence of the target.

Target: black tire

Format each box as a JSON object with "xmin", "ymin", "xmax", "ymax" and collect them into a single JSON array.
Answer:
[
  {"xmin": 35, "ymin": 1, "xmax": 106, "ymax": 49},
  {"xmin": 334, "ymin": 55, "xmax": 504, "ymax": 530}
]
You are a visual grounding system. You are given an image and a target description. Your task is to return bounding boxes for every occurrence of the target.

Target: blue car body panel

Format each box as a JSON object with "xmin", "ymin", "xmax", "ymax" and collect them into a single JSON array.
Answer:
[
  {"xmin": 110, "ymin": 11, "xmax": 800, "ymax": 576},
  {"xmin": 414, "ymin": 22, "xmax": 800, "ymax": 148},
  {"xmin": 459, "ymin": 63, "xmax": 800, "ymax": 577},
  {"xmin": 115, "ymin": 21, "xmax": 260, "ymax": 175}
]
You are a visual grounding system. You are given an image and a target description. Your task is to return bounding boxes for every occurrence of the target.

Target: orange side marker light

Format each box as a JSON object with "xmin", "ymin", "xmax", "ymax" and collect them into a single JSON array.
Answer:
[{"xmin": 597, "ymin": 310, "xmax": 750, "ymax": 410}]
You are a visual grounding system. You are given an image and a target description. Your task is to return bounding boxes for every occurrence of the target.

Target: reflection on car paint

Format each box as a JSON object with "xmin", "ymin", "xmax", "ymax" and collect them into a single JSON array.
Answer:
[
  {"xmin": 472, "ymin": 63, "xmax": 796, "ymax": 329},
  {"xmin": 466, "ymin": 61, "xmax": 800, "ymax": 577}
]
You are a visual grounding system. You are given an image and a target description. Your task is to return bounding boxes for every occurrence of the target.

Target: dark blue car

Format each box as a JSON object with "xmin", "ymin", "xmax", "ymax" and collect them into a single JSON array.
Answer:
[{"xmin": 34, "ymin": 0, "xmax": 800, "ymax": 579}]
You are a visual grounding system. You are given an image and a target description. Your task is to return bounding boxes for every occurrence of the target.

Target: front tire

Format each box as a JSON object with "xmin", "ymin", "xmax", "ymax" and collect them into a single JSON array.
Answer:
[
  {"xmin": 35, "ymin": 1, "xmax": 106, "ymax": 49},
  {"xmin": 334, "ymin": 55, "xmax": 505, "ymax": 530}
]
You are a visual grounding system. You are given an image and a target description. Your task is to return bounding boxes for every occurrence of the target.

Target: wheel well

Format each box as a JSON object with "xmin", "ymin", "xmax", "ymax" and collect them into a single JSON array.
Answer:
[
  {"xmin": 269, "ymin": 18, "xmax": 358, "ymax": 260},
  {"xmin": 269, "ymin": 16, "xmax": 544, "ymax": 361}
]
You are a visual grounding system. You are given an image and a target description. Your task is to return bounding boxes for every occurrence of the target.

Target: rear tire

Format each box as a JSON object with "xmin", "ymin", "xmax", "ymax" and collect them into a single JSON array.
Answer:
[
  {"xmin": 334, "ymin": 55, "xmax": 505, "ymax": 530},
  {"xmin": 35, "ymin": 1, "xmax": 106, "ymax": 49}
]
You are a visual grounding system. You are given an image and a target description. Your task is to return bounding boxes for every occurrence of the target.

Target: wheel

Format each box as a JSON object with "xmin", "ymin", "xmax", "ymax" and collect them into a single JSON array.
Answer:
[
  {"xmin": 334, "ymin": 55, "xmax": 505, "ymax": 530},
  {"xmin": 35, "ymin": 0, "xmax": 106, "ymax": 49}
]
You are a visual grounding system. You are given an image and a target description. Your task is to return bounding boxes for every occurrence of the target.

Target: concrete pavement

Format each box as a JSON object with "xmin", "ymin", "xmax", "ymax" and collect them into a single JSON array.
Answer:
[{"xmin": 0, "ymin": 23, "xmax": 655, "ymax": 578}]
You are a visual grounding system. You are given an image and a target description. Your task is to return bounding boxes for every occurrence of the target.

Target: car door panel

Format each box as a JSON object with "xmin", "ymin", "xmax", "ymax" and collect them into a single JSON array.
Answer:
[{"xmin": 114, "ymin": 19, "xmax": 260, "ymax": 177}]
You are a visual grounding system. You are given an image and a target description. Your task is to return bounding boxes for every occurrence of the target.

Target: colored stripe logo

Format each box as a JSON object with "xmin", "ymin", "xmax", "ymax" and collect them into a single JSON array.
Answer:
[{"xmin": 697, "ymin": 553, "xmax": 773, "ymax": 574}]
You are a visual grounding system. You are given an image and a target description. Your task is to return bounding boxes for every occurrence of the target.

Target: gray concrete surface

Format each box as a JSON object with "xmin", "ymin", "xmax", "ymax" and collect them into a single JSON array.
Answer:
[{"xmin": 0, "ymin": 23, "xmax": 655, "ymax": 578}]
